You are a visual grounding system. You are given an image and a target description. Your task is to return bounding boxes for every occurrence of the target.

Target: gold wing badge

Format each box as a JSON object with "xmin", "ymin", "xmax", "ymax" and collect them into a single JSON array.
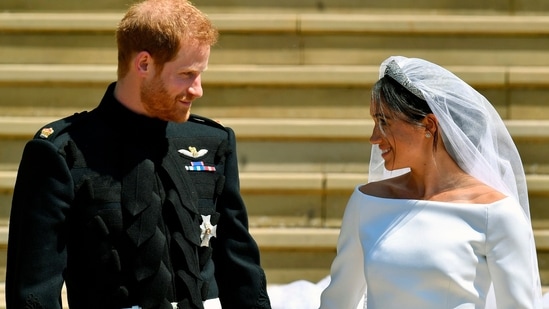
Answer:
[
  {"xmin": 179, "ymin": 146, "xmax": 216, "ymax": 172},
  {"xmin": 178, "ymin": 146, "xmax": 208, "ymax": 159}
]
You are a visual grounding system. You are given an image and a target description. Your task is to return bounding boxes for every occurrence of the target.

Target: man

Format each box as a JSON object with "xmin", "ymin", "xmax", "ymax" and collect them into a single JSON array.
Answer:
[{"xmin": 5, "ymin": 1, "xmax": 272, "ymax": 308}]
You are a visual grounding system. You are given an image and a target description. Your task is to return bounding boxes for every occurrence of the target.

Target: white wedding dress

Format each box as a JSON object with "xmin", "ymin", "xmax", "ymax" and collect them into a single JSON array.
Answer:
[
  {"xmin": 265, "ymin": 56, "xmax": 545, "ymax": 309},
  {"xmin": 308, "ymin": 185, "xmax": 540, "ymax": 309}
]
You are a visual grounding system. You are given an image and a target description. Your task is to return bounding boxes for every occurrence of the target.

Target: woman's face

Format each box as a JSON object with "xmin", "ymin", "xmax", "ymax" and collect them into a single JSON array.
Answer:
[{"xmin": 369, "ymin": 103, "xmax": 429, "ymax": 171}]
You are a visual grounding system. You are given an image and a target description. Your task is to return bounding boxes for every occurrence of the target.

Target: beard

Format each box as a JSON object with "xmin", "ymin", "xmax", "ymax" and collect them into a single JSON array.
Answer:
[{"xmin": 140, "ymin": 77, "xmax": 190, "ymax": 123}]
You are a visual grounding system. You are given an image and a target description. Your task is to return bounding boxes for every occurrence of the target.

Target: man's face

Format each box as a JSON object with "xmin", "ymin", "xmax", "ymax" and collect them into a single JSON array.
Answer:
[{"xmin": 141, "ymin": 43, "xmax": 210, "ymax": 122}]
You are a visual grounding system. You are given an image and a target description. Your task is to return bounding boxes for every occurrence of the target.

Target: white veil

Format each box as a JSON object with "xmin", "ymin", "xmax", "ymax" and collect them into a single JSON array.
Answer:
[{"xmin": 368, "ymin": 56, "xmax": 541, "ymax": 308}]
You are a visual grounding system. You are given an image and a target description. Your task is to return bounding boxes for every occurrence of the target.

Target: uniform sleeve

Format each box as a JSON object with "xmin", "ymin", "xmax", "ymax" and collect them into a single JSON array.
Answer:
[
  {"xmin": 486, "ymin": 198, "xmax": 543, "ymax": 309},
  {"xmin": 212, "ymin": 127, "xmax": 271, "ymax": 309},
  {"xmin": 6, "ymin": 139, "xmax": 73, "ymax": 309},
  {"xmin": 319, "ymin": 190, "xmax": 367, "ymax": 309}
]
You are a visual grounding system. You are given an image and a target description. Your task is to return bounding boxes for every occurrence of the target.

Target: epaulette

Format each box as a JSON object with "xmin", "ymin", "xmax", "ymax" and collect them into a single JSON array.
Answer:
[
  {"xmin": 34, "ymin": 111, "xmax": 89, "ymax": 141},
  {"xmin": 187, "ymin": 114, "xmax": 226, "ymax": 130}
]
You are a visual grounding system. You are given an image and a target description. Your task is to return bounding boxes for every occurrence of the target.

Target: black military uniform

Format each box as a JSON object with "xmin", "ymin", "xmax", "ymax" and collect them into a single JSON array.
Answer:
[{"xmin": 6, "ymin": 82, "xmax": 271, "ymax": 309}]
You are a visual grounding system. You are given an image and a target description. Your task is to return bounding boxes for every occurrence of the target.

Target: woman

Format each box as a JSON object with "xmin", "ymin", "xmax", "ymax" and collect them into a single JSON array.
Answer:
[{"xmin": 318, "ymin": 56, "xmax": 542, "ymax": 308}]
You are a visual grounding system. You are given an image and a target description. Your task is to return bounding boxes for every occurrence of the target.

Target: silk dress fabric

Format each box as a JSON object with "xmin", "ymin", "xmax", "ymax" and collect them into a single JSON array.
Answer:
[{"xmin": 319, "ymin": 186, "xmax": 540, "ymax": 309}]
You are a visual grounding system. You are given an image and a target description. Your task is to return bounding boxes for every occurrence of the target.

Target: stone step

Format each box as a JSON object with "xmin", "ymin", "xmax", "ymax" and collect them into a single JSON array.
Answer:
[
  {"xmin": 2, "ymin": 63, "xmax": 548, "ymax": 87},
  {"xmin": 2, "ymin": 13, "xmax": 549, "ymax": 66},
  {"xmin": 0, "ymin": 226, "xmax": 549, "ymax": 288},
  {"xmin": 1, "ymin": 64, "xmax": 549, "ymax": 120},
  {"xmin": 1, "ymin": 117, "xmax": 548, "ymax": 169},
  {"xmin": 1, "ymin": 0, "xmax": 547, "ymax": 14},
  {"xmin": 1, "ymin": 117, "xmax": 542, "ymax": 141},
  {"xmin": 1, "ymin": 118, "xmax": 549, "ymax": 224},
  {"xmin": 3, "ymin": 170, "xmax": 549, "ymax": 227},
  {"xmin": 3, "ymin": 12, "xmax": 549, "ymax": 34}
]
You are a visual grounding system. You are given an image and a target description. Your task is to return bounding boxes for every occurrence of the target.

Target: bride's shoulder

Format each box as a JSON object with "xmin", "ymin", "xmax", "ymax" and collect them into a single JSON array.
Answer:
[
  {"xmin": 359, "ymin": 176, "xmax": 406, "ymax": 198},
  {"xmin": 452, "ymin": 181, "xmax": 507, "ymax": 204},
  {"xmin": 359, "ymin": 182, "xmax": 386, "ymax": 196},
  {"xmin": 358, "ymin": 173, "xmax": 508, "ymax": 204}
]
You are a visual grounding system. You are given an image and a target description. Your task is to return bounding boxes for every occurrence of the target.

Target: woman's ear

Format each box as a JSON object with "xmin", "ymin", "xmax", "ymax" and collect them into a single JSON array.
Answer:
[{"xmin": 423, "ymin": 114, "xmax": 438, "ymax": 137}]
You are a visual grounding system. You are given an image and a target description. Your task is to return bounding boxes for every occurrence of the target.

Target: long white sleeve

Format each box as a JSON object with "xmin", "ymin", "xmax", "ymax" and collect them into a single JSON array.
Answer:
[
  {"xmin": 319, "ymin": 189, "xmax": 367, "ymax": 309},
  {"xmin": 486, "ymin": 199, "xmax": 542, "ymax": 309}
]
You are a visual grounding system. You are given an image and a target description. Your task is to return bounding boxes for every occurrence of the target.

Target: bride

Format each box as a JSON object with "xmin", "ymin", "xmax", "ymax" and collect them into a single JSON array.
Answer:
[{"xmin": 270, "ymin": 56, "xmax": 543, "ymax": 309}]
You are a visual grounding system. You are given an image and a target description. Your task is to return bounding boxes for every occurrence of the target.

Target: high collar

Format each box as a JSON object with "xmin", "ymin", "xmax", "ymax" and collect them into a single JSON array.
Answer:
[{"xmin": 96, "ymin": 82, "xmax": 168, "ymax": 140}]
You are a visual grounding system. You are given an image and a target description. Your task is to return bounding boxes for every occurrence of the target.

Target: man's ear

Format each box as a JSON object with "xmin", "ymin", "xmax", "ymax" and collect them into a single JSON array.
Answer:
[{"xmin": 134, "ymin": 51, "xmax": 152, "ymax": 75}]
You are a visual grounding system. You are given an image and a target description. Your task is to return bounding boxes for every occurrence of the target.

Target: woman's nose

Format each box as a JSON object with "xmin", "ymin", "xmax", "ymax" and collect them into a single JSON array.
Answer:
[{"xmin": 369, "ymin": 125, "xmax": 382, "ymax": 145}]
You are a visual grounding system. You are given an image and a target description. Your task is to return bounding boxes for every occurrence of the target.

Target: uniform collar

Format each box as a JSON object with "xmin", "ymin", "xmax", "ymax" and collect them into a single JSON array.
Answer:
[{"xmin": 97, "ymin": 82, "xmax": 168, "ymax": 140}]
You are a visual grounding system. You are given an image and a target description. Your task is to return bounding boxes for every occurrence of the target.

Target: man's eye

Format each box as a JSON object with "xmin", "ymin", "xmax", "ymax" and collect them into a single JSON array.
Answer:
[{"xmin": 181, "ymin": 71, "xmax": 199, "ymax": 78}]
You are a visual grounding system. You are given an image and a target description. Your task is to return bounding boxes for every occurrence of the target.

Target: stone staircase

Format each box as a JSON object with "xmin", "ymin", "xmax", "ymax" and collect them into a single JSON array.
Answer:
[{"xmin": 2, "ymin": 1, "xmax": 549, "ymax": 306}]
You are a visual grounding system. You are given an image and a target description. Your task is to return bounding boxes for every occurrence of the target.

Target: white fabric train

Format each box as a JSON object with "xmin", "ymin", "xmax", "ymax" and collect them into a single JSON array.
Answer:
[{"xmin": 123, "ymin": 297, "xmax": 221, "ymax": 309}]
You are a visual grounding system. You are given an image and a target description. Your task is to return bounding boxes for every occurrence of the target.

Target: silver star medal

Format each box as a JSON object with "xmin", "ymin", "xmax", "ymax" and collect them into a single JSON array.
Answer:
[{"xmin": 200, "ymin": 215, "xmax": 217, "ymax": 247}]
